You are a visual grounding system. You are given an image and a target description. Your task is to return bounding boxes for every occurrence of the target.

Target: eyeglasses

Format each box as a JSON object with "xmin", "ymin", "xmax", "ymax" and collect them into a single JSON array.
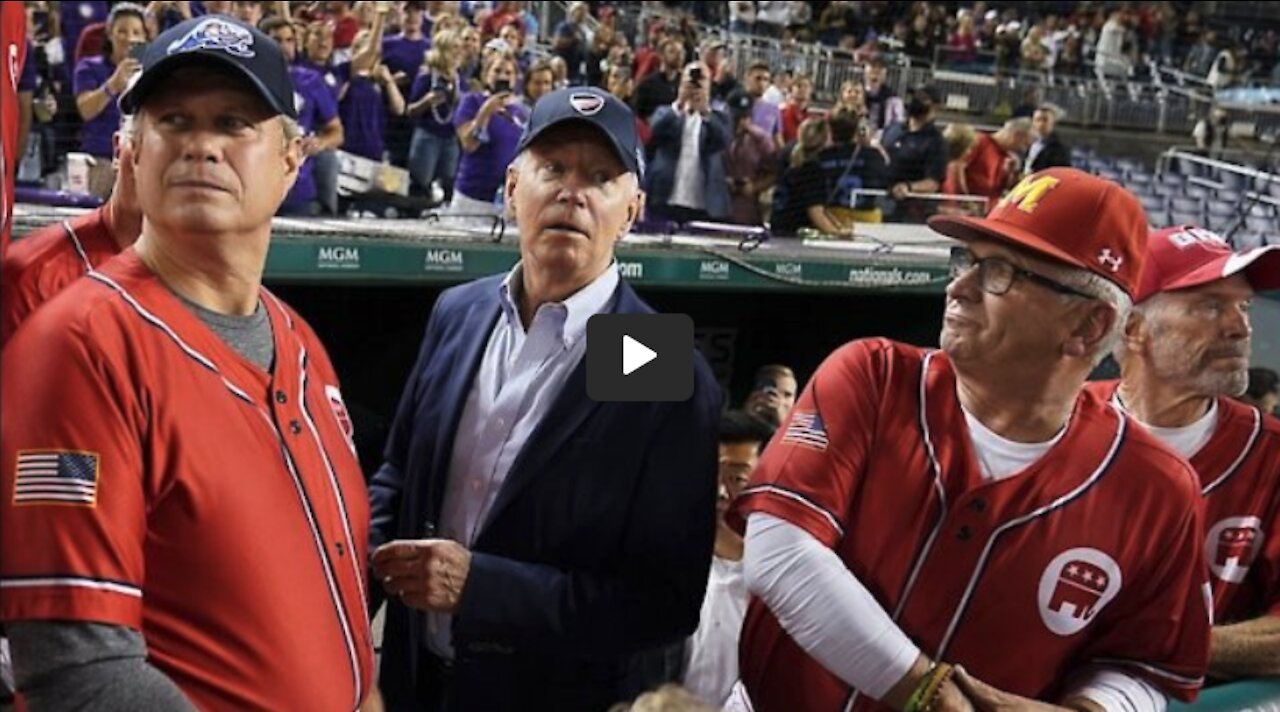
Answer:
[{"xmin": 948, "ymin": 246, "xmax": 1095, "ymax": 300}]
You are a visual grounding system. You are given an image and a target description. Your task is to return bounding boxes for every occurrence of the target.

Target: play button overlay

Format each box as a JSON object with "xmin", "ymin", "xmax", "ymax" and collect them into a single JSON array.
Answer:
[
  {"xmin": 588, "ymin": 314, "xmax": 694, "ymax": 402},
  {"xmin": 622, "ymin": 335, "xmax": 657, "ymax": 375}
]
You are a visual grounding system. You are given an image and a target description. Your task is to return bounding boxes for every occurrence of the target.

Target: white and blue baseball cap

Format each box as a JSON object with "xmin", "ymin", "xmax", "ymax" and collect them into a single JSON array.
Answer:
[
  {"xmin": 120, "ymin": 15, "xmax": 297, "ymax": 120},
  {"xmin": 515, "ymin": 86, "xmax": 644, "ymax": 179}
]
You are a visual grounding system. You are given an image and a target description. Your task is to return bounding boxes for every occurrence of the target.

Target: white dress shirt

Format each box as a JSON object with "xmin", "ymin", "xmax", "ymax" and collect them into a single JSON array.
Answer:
[{"xmin": 427, "ymin": 261, "xmax": 620, "ymax": 658}]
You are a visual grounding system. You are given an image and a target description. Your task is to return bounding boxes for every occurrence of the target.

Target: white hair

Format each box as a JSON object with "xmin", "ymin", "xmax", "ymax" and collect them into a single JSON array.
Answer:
[
  {"xmin": 1036, "ymin": 261, "xmax": 1134, "ymax": 367},
  {"xmin": 1002, "ymin": 117, "xmax": 1034, "ymax": 136}
]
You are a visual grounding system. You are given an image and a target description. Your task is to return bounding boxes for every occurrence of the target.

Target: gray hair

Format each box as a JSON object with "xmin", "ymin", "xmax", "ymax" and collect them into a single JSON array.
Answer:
[
  {"xmin": 1002, "ymin": 117, "xmax": 1034, "ymax": 136},
  {"xmin": 1111, "ymin": 292, "xmax": 1176, "ymax": 365},
  {"xmin": 1036, "ymin": 261, "xmax": 1134, "ymax": 367}
]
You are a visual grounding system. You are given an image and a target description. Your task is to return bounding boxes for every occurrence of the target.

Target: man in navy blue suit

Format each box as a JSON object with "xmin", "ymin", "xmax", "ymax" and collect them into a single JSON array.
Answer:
[{"xmin": 368, "ymin": 86, "xmax": 723, "ymax": 711}]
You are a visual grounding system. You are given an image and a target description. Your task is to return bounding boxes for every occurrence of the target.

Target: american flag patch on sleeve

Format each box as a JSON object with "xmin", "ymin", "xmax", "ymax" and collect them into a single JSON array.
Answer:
[
  {"xmin": 781, "ymin": 411, "xmax": 829, "ymax": 452},
  {"xmin": 14, "ymin": 450, "xmax": 100, "ymax": 506}
]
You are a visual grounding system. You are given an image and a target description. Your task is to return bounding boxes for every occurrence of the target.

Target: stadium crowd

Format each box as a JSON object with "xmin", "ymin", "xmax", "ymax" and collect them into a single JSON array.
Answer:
[{"xmin": 10, "ymin": 1, "xmax": 1280, "ymax": 232}]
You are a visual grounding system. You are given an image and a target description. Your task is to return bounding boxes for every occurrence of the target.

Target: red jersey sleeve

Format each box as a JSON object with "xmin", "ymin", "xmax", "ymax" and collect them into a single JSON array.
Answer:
[
  {"xmin": 731, "ymin": 338, "xmax": 890, "ymax": 548},
  {"xmin": 1, "ymin": 303, "xmax": 149, "ymax": 629},
  {"xmin": 1078, "ymin": 476, "xmax": 1211, "ymax": 702}
]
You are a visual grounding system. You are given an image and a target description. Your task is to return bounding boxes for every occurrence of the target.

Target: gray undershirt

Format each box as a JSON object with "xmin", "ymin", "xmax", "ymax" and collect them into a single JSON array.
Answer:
[
  {"xmin": 172, "ymin": 290, "xmax": 275, "ymax": 371},
  {"xmin": 5, "ymin": 294, "xmax": 275, "ymax": 710}
]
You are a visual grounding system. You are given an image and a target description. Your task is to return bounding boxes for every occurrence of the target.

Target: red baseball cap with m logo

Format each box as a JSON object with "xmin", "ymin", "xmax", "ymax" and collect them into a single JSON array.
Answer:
[{"xmin": 928, "ymin": 168, "xmax": 1149, "ymax": 297}]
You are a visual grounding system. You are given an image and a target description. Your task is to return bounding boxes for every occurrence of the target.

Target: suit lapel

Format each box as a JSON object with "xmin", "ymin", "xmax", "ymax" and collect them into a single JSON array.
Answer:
[{"xmin": 429, "ymin": 294, "xmax": 501, "ymax": 518}]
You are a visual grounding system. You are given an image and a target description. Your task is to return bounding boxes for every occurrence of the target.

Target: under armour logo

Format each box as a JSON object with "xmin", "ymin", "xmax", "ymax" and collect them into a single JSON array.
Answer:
[{"xmin": 1097, "ymin": 248, "xmax": 1123, "ymax": 272}]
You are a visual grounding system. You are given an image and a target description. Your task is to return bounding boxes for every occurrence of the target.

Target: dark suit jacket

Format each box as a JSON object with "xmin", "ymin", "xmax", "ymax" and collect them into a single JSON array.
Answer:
[
  {"xmin": 369, "ymin": 273, "xmax": 722, "ymax": 711},
  {"xmin": 1030, "ymin": 132, "xmax": 1072, "ymax": 173}
]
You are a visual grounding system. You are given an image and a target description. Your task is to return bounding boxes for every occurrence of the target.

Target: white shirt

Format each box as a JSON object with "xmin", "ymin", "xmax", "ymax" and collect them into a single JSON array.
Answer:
[
  {"xmin": 428, "ymin": 262, "xmax": 620, "ymax": 658},
  {"xmin": 963, "ymin": 407, "xmax": 1065, "ymax": 482},
  {"xmin": 1122, "ymin": 398, "xmax": 1219, "ymax": 459},
  {"xmin": 756, "ymin": 0, "xmax": 791, "ymax": 26},
  {"xmin": 684, "ymin": 556, "xmax": 747, "ymax": 707},
  {"xmin": 669, "ymin": 109, "xmax": 707, "ymax": 211}
]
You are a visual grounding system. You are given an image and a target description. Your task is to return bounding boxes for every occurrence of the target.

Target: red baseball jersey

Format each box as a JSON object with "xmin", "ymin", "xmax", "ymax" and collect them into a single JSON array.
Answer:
[
  {"xmin": 1, "ymin": 251, "xmax": 374, "ymax": 710},
  {"xmin": 1, "ymin": 3, "xmax": 26, "ymax": 254},
  {"xmin": 1088, "ymin": 380, "xmax": 1280, "ymax": 624},
  {"xmin": 2, "ymin": 209, "xmax": 122, "ymax": 346},
  {"xmin": 732, "ymin": 339, "xmax": 1211, "ymax": 712}
]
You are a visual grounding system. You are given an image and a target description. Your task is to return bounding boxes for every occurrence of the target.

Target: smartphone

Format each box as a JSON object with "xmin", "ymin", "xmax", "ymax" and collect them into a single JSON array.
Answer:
[
  {"xmin": 492, "ymin": 78, "xmax": 512, "ymax": 94},
  {"xmin": 128, "ymin": 42, "xmax": 149, "ymax": 62}
]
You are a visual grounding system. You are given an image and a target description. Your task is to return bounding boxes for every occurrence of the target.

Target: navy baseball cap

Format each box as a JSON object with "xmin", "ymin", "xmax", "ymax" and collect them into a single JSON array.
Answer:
[
  {"xmin": 120, "ymin": 15, "xmax": 297, "ymax": 120},
  {"xmin": 515, "ymin": 86, "xmax": 644, "ymax": 179}
]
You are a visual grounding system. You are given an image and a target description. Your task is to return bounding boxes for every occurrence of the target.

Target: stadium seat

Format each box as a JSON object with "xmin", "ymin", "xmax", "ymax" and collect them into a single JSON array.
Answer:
[
  {"xmin": 1245, "ymin": 215, "xmax": 1272, "ymax": 233},
  {"xmin": 1207, "ymin": 200, "xmax": 1238, "ymax": 216},
  {"xmin": 1170, "ymin": 210, "xmax": 1202, "ymax": 226},
  {"xmin": 1170, "ymin": 196, "xmax": 1203, "ymax": 213}
]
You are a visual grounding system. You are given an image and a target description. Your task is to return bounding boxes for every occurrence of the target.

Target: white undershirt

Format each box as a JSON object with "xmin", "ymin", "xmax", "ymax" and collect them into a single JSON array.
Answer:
[
  {"xmin": 683, "ymin": 556, "xmax": 748, "ymax": 707},
  {"xmin": 1125, "ymin": 399, "xmax": 1219, "ymax": 459},
  {"xmin": 963, "ymin": 407, "xmax": 1064, "ymax": 482}
]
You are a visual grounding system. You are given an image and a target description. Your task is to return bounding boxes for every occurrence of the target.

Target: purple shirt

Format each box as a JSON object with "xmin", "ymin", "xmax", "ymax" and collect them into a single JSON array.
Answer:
[
  {"xmin": 408, "ymin": 70, "xmax": 460, "ymax": 136},
  {"xmin": 283, "ymin": 65, "xmax": 340, "ymax": 210},
  {"xmin": 297, "ymin": 58, "xmax": 345, "ymax": 102},
  {"xmin": 751, "ymin": 99, "xmax": 782, "ymax": 143},
  {"xmin": 340, "ymin": 74, "xmax": 388, "ymax": 161},
  {"xmin": 72, "ymin": 55, "xmax": 118, "ymax": 157},
  {"xmin": 381, "ymin": 35, "xmax": 429, "ymax": 83},
  {"xmin": 452, "ymin": 91, "xmax": 528, "ymax": 202}
]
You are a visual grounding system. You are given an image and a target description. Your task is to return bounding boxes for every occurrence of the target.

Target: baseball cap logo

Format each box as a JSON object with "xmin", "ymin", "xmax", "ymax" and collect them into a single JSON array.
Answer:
[
  {"xmin": 167, "ymin": 17, "xmax": 256, "ymax": 58},
  {"xmin": 998, "ymin": 174, "xmax": 1060, "ymax": 214},
  {"xmin": 569, "ymin": 92, "xmax": 605, "ymax": 116},
  {"xmin": 1097, "ymin": 248, "xmax": 1124, "ymax": 272},
  {"xmin": 1169, "ymin": 226, "xmax": 1228, "ymax": 250}
]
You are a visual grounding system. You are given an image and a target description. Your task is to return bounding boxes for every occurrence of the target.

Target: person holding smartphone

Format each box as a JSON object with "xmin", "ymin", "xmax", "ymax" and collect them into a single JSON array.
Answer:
[
  {"xmin": 73, "ymin": 3, "xmax": 146, "ymax": 159},
  {"xmin": 449, "ymin": 51, "xmax": 527, "ymax": 226},
  {"xmin": 643, "ymin": 61, "xmax": 731, "ymax": 224}
]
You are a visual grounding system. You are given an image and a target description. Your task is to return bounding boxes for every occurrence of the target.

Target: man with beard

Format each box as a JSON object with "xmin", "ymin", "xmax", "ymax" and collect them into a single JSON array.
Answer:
[{"xmin": 1088, "ymin": 224, "xmax": 1280, "ymax": 681}]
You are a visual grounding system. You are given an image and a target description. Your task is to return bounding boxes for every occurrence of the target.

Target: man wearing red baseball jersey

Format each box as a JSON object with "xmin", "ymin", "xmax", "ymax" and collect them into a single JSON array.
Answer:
[
  {"xmin": 0, "ymin": 2, "xmax": 24, "ymax": 256},
  {"xmin": 1, "ymin": 119, "xmax": 142, "ymax": 346},
  {"xmin": 0, "ymin": 16, "xmax": 374, "ymax": 711},
  {"xmin": 1089, "ymin": 224, "xmax": 1280, "ymax": 681},
  {"xmin": 733, "ymin": 169, "xmax": 1212, "ymax": 712}
]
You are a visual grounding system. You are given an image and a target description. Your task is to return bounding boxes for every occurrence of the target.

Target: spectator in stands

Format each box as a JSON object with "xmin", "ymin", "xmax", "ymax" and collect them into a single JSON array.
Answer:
[
  {"xmin": 381, "ymin": 1, "xmax": 428, "ymax": 89},
  {"xmin": 1185, "ymin": 29, "xmax": 1219, "ymax": 79},
  {"xmin": 635, "ymin": 36, "xmax": 685, "ymax": 121},
  {"xmin": 947, "ymin": 11, "xmax": 979, "ymax": 65},
  {"xmin": 313, "ymin": 0, "xmax": 358, "ymax": 52},
  {"xmin": 729, "ymin": 0, "xmax": 755, "ymax": 36},
  {"xmin": 1020, "ymin": 24, "xmax": 1050, "ymax": 72},
  {"xmin": 941, "ymin": 122, "xmax": 977, "ymax": 204},
  {"xmin": 771, "ymin": 117, "xmax": 829, "ymax": 235},
  {"xmin": 1241, "ymin": 367, "xmax": 1280, "ymax": 414},
  {"xmin": 762, "ymin": 68, "xmax": 790, "ymax": 106},
  {"xmin": 863, "ymin": 57, "xmax": 903, "ymax": 135},
  {"xmin": 73, "ymin": 3, "xmax": 146, "ymax": 159},
  {"xmin": 264, "ymin": 18, "xmax": 344, "ymax": 216},
  {"xmin": 61, "ymin": 1, "xmax": 110, "ymax": 72},
  {"xmin": 701, "ymin": 37, "xmax": 741, "ymax": 105},
  {"xmin": 143, "ymin": 1, "xmax": 194, "ymax": 37},
  {"xmin": 451, "ymin": 51, "xmax": 527, "ymax": 221},
  {"xmin": 903, "ymin": 12, "xmax": 934, "ymax": 62},
  {"xmin": 645, "ymin": 61, "xmax": 730, "ymax": 223},
  {"xmin": 952, "ymin": 118, "xmax": 1035, "ymax": 210},
  {"xmin": 229, "ymin": 0, "xmax": 264, "ymax": 28},
  {"xmin": 772, "ymin": 110, "xmax": 889, "ymax": 235},
  {"xmin": 1208, "ymin": 41, "xmax": 1245, "ymax": 92},
  {"xmin": 631, "ymin": 20, "xmax": 668, "ymax": 83},
  {"xmin": 834, "ymin": 79, "xmax": 867, "ymax": 122},
  {"xmin": 1193, "ymin": 106, "xmax": 1230, "ymax": 157},
  {"xmin": 519, "ymin": 59, "xmax": 554, "ymax": 112},
  {"xmin": 1027, "ymin": 104, "xmax": 1072, "ymax": 173},
  {"xmin": 754, "ymin": 1, "xmax": 790, "ymax": 39},
  {"xmin": 338, "ymin": 30, "xmax": 406, "ymax": 164},
  {"xmin": 723, "ymin": 91, "xmax": 777, "ymax": 227},
  {"xmin": 1095, "ymin": 10, "xmax": 1129, "ymax": 78},
  {"xmin": 683, "ymin": 410, "xmax": 777, "ymax": 708},
  {"xmin": 885, "ymin": 84, "xmax": 947, "ymax": 220},
  {"xmin": 552, "ymin": 9, "xmax": 587, "ymax": 85},
  {"xmin": 478, "ymin": 0, "xmax": 523, "ymax": 41},
  {"xmin": 606, "ymin": 63, "xmax": 649, "ymax": 144},
  {"xmin": 744, "ymin": 61, "xmax": 783, "ymax": 148},
  {"xmin": 743, "ymin": 364, "xmax": 798, "ymax": 427},
  {"xmin": 780, "ymin": 74, "xmax": 816, "ymax": 145},
  {"xmin": 407, "ymin": 29, "xmax": 463, "ymax": 202},
  {"xmin": 459, "ymin": 25, "xmax": 482, "ymax": 82}
]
